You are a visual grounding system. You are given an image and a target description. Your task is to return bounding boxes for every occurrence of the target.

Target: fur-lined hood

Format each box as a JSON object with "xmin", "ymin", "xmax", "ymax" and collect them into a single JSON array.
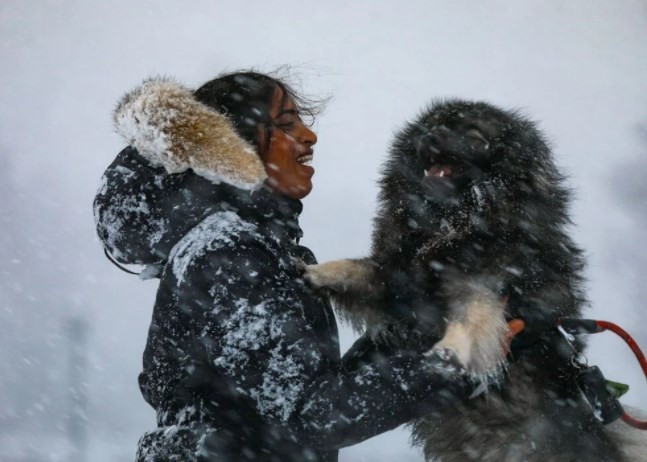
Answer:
[
  {"xmin": 114, "ymin": 77, "xmax": 267, "ymax": 190},
  {"xmin": 94, "ymin": 78, "xmax": 279, "ymax": 267}
]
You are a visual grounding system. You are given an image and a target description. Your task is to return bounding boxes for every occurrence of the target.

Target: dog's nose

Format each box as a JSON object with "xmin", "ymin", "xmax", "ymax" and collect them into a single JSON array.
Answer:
[{"xmin": 416, "ymin": 132, "xmax": 444, "ymax": 157}]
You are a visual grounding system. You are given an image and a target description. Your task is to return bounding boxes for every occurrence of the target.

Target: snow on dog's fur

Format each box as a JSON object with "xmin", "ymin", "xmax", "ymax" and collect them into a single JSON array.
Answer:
[{"xmin": 306, "ymin": 101, "xmax": 643, "ymax": 461}]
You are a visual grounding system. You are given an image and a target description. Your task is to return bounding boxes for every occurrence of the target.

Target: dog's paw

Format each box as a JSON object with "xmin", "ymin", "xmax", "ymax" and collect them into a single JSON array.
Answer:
[
  {"xmin": 426, "ymin": 315, "xmax": 508, "ymax": 387},
  {"xmin": 302, "ymin": 260, "xmax": 360, "ymax": 291},
  {"xmin": 291, "ymin": 257, "xmax": 307, "ymax": 273}
]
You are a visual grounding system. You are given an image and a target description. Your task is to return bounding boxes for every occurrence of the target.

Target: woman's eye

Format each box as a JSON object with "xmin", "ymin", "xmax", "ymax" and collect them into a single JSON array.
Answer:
[
  {"xmin": 274, "ymin": 107, "xmax": 308, "ymax": 132},
  {"xmin": 275, "ymin": 116, "xmax": 299, "ymax": 130}
]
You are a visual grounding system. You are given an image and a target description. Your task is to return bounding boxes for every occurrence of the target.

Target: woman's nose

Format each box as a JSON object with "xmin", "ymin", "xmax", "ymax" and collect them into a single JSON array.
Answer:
[{"xmin": 299, "ymin": 124, "xmax": 317, "ymax": 146}]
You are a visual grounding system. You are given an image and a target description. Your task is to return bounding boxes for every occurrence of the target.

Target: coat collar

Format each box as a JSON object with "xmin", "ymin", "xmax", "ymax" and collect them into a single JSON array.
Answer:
[{"xmin": 218, "ymin": 183, "xmax": 304, "ymax": 245}]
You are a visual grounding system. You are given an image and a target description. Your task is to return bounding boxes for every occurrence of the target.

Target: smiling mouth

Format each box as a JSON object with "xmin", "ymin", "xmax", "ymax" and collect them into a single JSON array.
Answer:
[{"xmin": 297, "ymin": 151, "xmax": 314, "ymax": 166}]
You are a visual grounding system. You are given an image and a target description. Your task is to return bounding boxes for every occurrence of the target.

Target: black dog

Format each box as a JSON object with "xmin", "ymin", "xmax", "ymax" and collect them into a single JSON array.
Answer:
[{"xmin": 306, "ymin": 100, "xmax": 642, "ymax": 461}]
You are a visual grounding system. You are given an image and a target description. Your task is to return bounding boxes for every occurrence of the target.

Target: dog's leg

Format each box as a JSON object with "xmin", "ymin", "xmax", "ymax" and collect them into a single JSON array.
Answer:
[
  {"xmin": 428, "ymin": 281, "xmax": 509, "ymax": 384},
  {"xmin": 304, "ymin": 258, "xmax": 377, "ymax": 293},
  {"xmin": 304, "ymin": 258, "xmax": 387, "ymax": 330}
]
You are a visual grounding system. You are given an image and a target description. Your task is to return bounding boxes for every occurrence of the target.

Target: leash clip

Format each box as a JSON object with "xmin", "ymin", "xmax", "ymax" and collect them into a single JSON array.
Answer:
[
  {"xmin": 557, "ymin": 324, "xmax": 589, "ymax": 369},
  {"xmin": 557, "ymin": 317, "xmax": 647, "ymax": 430}
]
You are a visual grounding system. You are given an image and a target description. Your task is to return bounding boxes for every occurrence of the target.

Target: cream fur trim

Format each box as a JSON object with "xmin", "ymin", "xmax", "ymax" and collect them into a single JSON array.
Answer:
[{"xmin": 114, "ymin": 77, "xmax": 267, "ymax": 190}]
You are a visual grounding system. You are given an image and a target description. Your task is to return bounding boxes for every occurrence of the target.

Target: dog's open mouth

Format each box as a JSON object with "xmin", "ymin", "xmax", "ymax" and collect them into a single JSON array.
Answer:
[
  {"xmin": 425, "ymin": 164, "xmax": 454, "ymax": 178},
  {"xmin": 424, "ymin": 164, "xmax": 454, "ymax": 178}
]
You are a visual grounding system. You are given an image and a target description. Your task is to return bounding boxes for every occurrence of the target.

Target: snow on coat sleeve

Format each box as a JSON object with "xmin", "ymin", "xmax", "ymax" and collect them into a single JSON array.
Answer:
[{"xmin": 150, "ymin": 211, "xmax": 472, "ymax": 450}]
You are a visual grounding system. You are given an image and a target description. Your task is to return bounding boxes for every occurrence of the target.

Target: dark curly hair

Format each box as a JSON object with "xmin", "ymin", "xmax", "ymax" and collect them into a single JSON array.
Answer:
[{"xmin": 193, "ymin": 70, "xmax": 324, "ymax": 154}]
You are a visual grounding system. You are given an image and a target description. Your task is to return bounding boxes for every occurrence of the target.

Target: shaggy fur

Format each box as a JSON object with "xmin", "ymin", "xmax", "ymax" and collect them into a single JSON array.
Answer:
[
  {"xmin": 306, "ymin": 100, "xmax": 643, "ymax": 460},
  {"xmin": 114, "ymin": 78, "xmax": 267, "ymax": 190}
]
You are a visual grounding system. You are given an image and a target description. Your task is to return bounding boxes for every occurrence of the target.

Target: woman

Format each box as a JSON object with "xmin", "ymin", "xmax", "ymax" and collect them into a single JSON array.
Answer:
[{"xmin": 94, "ymin": 72, "xmax": 512, "ymax": 462}]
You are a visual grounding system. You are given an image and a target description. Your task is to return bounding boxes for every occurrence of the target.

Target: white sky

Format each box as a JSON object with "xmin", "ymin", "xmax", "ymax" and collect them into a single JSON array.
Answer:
[{"xmin": 1, "ymin": 1, "xmax": 646, "ymax": 460}]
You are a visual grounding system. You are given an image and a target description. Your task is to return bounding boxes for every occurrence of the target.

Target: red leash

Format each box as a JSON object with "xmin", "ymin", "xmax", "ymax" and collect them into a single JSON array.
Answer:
[{"xmin": 558, "ymin": 318, "xmax": 647, "ymax": 430}]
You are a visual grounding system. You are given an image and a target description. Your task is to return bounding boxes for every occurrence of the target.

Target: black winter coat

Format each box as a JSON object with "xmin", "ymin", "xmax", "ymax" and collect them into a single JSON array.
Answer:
[{"xmin": 94, "ymin": 79, "xmax": 471, "ymax": 462}]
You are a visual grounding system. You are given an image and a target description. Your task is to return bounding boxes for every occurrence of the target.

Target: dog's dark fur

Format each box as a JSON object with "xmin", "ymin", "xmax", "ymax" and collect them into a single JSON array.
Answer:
[{"xmin": 306, "ymin": 101, "xmax": 638, "ymax": 461}]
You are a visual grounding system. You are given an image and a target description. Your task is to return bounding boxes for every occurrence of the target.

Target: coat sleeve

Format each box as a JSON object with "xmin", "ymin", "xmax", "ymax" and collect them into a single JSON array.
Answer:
[{"xmin": 161, "ymin": 222, "xmax": 471, "ymax": 450}]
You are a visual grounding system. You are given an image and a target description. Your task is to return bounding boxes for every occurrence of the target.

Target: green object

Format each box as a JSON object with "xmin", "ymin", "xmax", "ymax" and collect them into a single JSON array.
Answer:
[{"xmin": 605, "ymin": 380, "xmax": 630, "ymax": 399}]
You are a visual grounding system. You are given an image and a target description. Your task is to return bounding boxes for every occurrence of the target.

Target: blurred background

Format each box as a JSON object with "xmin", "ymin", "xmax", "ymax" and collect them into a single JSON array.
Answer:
[{"xmin": 1, "ymin": 1, "xmax": 646, "ymax": 460}]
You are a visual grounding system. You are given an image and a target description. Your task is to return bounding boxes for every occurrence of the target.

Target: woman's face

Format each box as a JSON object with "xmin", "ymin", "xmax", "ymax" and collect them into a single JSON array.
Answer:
[{"xmin": 259, "ymin": 87, "xmax": 318, "ymax": 200}]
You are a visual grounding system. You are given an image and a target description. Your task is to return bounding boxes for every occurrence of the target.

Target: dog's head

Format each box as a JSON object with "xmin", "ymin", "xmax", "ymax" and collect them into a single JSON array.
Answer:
[{"xmin": 380, "ymin": 100, "xmax": 566, "ymax": 240}]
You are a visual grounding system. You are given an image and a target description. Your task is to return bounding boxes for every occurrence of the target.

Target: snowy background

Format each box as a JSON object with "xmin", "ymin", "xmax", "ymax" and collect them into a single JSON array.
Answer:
[{"xmin": 1, "ymin": 1, "xmax": 646, "ymax": 460}]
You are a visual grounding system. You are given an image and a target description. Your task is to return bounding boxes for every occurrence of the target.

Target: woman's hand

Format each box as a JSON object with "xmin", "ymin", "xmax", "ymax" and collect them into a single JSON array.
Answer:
[{"xmin": 504, "ymin": 318, "xmax": 526, "ymax": 354}]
